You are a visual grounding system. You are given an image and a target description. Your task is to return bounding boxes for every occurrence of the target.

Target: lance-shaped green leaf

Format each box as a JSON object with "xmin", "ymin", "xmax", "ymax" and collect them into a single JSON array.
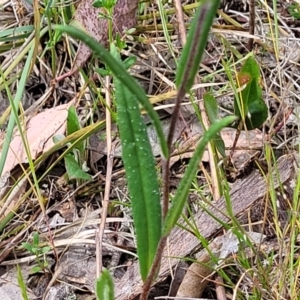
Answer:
[
  {"xmin": 53, "ymin": 25, "xmax": 168, "ymax": 159},
  {"xmin": 112, "ymin": 45, "xmax": 162, "ymax": 281},
  {"xmin": 67, "ymin": 105, "xmax": 84, "ymax": 154},
  {"xmin": 163, "ymin": 116, "xmax": 237, "ymax": 237},
  {"xmin": 176, "ymin": 0, "xmax": 220, "ymax": 92},
  {"xmin": 64, "ymin": 154, "xmax": 91, "ymax": 180},
  {"xmin": 234, "ymin": 56, "xmax": 268, "ymax": 129},
  {"xmin": 95, "ymin": 269, "xmax": 114, "ymax": 300}
]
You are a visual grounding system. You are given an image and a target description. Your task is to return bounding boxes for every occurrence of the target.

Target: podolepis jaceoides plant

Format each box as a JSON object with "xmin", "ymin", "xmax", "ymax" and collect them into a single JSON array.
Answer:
[{"xmin": 54, "ymin": 0, "xmax": 237, "ymax": 299}]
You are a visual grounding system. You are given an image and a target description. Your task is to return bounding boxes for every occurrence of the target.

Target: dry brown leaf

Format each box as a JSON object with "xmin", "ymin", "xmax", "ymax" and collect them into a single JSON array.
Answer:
[
  {"xmin": 54, "ymin": 0, "xmax": 139, "ymax": 82},
  {"xmin": 1, "ymin": 101, "xmax": 74, "ymax": 177}
]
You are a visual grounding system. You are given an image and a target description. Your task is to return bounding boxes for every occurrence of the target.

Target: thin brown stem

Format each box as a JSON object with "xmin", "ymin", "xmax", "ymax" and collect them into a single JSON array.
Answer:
[
  {"xmin": 174, "ymin": 0, "xmax": 187, "ymax": 45},
  {"xmin": 247, "ymin": 0, "xmax": 255, "ymax": 50},
  {"xmin": 97, "ymin": 76, "xmax": 114, "ymax": 277},
  {"xmin": 140, "ymin": 236, "xmax": 168, "ymax": 300}
]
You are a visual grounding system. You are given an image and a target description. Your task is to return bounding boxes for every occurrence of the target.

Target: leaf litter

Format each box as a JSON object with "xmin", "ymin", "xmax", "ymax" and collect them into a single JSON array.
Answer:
[
  {"xmin": 0, "ymin": 101, "xmax": 74, "ymax": 177},
  {"xmin": 54, "ymin": 0, "xmax": 139, "ymax": 82}
]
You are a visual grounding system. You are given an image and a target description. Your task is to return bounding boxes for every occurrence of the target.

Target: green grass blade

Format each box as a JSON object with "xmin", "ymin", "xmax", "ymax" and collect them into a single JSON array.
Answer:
[
  {"xmin": 95, "ymin": 269, "xmax": 114, "ymax": 300},
  {"xmin": 163, "ymin": 116, "xmax": 237, "ymax": 236},
  {"xmin": 156, "ymin": 0, "xmax": 176, "ymax": 61},
  {"xmin": 204, "ymin": 93, "xmax": 226, "ymax": 157},
  {"xmin": 115, "ymin": 74, "xmax": 162, "ymax": 281},
  {"xmin": 176, "ymin": 0, "xmax": 220, "ymax": 91},
  {"xmin": 0, "ymin": 25, "xmax": 34, "ymax": 41},
  {"xmin": 16, "ymin": 264, "xmax": 29, "ymax": 300},
  {"xmin": 53, "ymin": 25, "xmax": 169, "ymax": 159}
]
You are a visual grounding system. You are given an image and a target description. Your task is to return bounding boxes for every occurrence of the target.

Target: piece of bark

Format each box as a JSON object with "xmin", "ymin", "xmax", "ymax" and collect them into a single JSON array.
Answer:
[{"xmin": 115, "ymin": 154, "xmax": 296, "ymax": 300}]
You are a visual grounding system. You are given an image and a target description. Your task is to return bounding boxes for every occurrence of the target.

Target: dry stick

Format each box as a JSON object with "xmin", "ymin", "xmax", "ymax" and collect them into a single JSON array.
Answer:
[
  {"xmin": 96, "ymin": 76, "xmax": 114, "ymax": 276},
  {"xmin": 247, "ymin": 0, "xmax": 255, "ymax": 51},
  {"xmin": 215, "ymin": 275, "xmax": 227, "ymax": 300},
  {"xmin": 267, "ymin": 107, "xmax": 294, "ymax": 140},
  {"xmin": 174, "ymin": 0, "xmax": 187, "ymax": 45},
  {"xmin": 229, "ymin": 120, "xmax": 243, "ymax": 160}
]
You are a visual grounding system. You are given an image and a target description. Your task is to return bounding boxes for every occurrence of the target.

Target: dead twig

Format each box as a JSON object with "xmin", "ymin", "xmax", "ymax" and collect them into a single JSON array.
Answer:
[{"xmin": 97, "ymin": 76, "xmax": 114, "ymax": 276}]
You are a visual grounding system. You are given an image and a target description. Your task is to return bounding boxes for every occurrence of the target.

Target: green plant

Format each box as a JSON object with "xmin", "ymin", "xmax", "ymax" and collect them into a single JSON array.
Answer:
[
  {"xmin": 95, "ymin": 268, "xmax": 115, "ymax": 300},
  {"xmin": 288, "ymin": 2, "xmax": 300, "ymax": 19},
  {"xmin": 17, "ymin": 264, "xmax": 29, "ymax": 300},
  {"xmin": 52, "ymin": 105, "xmax": 92, "ymax": 181},
  {"xmin": 21, "ymin": 232, "xmax": 51, "ymax": 274},
  {"xmin": 233, "ymin": 56, "xmax": 268, "ymax": 130},
  {"xmin": 53, "ymin": 1, "xmax": 236, "ymax": 298}
]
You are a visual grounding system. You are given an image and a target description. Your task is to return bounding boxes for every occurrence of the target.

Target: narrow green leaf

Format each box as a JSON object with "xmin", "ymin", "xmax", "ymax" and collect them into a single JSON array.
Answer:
[
  {"xmin": 123, "ymin": 56, "xmax": 137, "ymax": 70},
  {"xmin": 21, "ymin": 243, "xmax": 33, "ymax": 253},
  {"xmin": 53, "ymin": 25, "xmax": 169, "ymax": 159},
  {"xmin": 33, "ymin": 232, "xmax": 39, "ymax": 246},
  {"xmin": 67, "ymin": 105, "xmax": 81, "ymax": 136},
  {"xmin": 204, "ymin": 93, "xmax": 218, "ymax": 123},
  {"xmin": 64, "ymin": 154, "xmax": 91, "ymax": 180},
  {"xmin": 31, "ymin": 266, "xmax": 42, "ymax": 274},
  {"xmin": 96, "ymin": 269, "xmax": 115, "ymax": 300},
  {"xmin": 16, "ymin": 264, "xmax": 29, "ymax": 300},
  {"xmin": 176, "ymin": 0, "xmax": 220, "ymax": 91},
  {"xmin": 95, "ymin": 68, "xmax": 111, "ymax": 76},
  {"xmin": 67, "ymin": 105, "xmax": 84, "ymax": 153},
  {"xmin": 0, "ymin": 25, "xmax": 34, "ymax": 38},
  {"xmin": 203, "ymin": 93, "xmax": 226, "ymax": 157},
  {"xmin": 41, "ymin": 246, "xmax": 51, "ymax": 254},
  {"xmin": 113, "ymin": 44, "xmax": 162, "ymax": 280},
  {"xmin": 115, "ymin": 80, "xmax": 162, "ymax": 281},
  {"xmin": 163, "ymin": 116, "xmax": 237, "ymax": 236}
]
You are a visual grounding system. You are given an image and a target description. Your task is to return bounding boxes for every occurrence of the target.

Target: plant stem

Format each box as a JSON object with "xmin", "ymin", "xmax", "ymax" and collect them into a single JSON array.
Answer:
[
  {"xmin": 139, "ymin": 236, "xmax": 168, "ymax": 300},
  {"xmin": 247, "ymin": 0, "xmax": 255, "ymax": 50}
]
